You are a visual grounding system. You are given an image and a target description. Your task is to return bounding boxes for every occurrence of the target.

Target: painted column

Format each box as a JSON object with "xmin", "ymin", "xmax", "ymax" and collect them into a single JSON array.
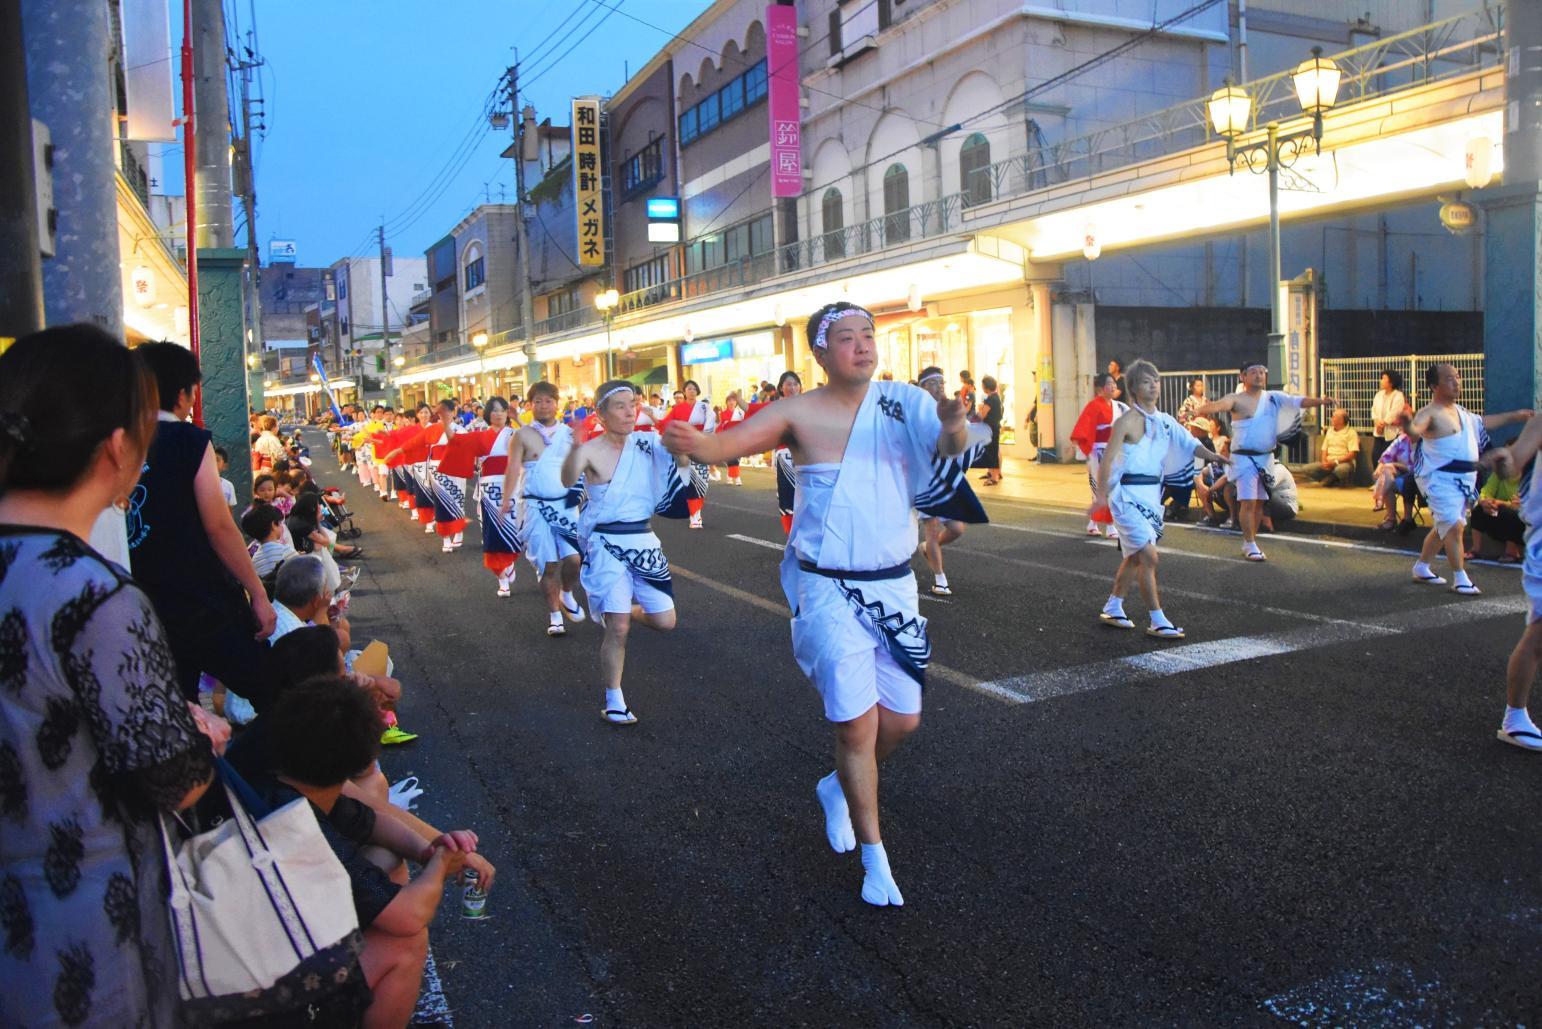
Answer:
[
  {"xmin": 1483, "ymin": 0, "xmax": 1542, "ymax": 417},
  {"xmin": 199, "ymin": 248, "xmax": 253, "ymax": 500},
  {"xmin": 21, "ymin": 0, "xmax": 121, "ymax": 333}
]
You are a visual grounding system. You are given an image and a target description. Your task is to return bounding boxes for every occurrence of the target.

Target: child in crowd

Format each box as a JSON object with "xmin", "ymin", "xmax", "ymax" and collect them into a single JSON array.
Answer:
[
  {"xmin": 242, "ymin": 503, "xmax": 299, "ymax": 578},
  {"xmin": 214, "ymin": 445, "xmax": 237, "ymax": 506}
]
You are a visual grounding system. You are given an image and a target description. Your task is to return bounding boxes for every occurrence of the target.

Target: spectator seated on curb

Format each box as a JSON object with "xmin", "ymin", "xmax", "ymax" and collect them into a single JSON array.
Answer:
[
  {"xmin": 1468, "ymin": 467, "xmax": 1524, "ymax": 562},
  {"xmin": 1198, "ymin": 434, "xmax": 1232, "ymax": 527},
  {"xmin": 271, "ymin": 556, "xmax": 417, "ymax": 746},
  {"xmin": 1292, "ymin": 409, "xmax": 1360, "ymax": 487},
  {"xmin": 242, "ymin": 503, "xmax": 298, "ymax": 581},
  {"xmin": 1260, "ymin": 463, "xmax": 1300, "ymax": 533},
  {"xmin": 252, "ymin": 678, "xmax": 478, "ymax": 1029},
  {"xmin": 1373, "ymin": 413, "xmax": 1421, "ymax": 532}
]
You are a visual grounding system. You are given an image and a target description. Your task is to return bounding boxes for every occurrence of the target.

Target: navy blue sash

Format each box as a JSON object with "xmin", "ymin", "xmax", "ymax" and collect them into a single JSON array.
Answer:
[
  {"xmin": 595, "ymin": 520, "xmax": 651, "ymax": 534},
  {"xmin": 1120, "ymin": 473, "xmax": 1161, "ymax": 486},
  {"xmin": 798, "ymin": 559, "xmax": 910, "ymax": 581}
]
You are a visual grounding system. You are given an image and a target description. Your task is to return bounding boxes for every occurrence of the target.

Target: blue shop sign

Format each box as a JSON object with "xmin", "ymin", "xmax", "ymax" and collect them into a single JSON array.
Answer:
[{"xmin": 681, "ymin": 338, "xmax": 734, "ymax": 363}]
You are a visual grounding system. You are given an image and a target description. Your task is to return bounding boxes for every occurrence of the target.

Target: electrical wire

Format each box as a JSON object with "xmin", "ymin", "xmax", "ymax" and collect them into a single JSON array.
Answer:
[{"xmin": 520, "ymin": 0, "xmax": 627, "ymax": 91}]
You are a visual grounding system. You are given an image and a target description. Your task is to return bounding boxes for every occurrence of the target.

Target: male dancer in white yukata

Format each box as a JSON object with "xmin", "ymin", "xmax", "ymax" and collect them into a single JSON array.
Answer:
[
  {"xmin": 1195, "ymin": 361, "xmax": 1335, "ymax": 562},
  {"xmin": 1094, "ymin": 360, "xmax": 1228, "ymax": 640},
  {"xmin": 1479, "ymin": 411, "xmax": 1542, "ymax": 750},
  {"xmin": 564, "ymin": 381, "xmax": 694, "ymax": 725},
  {"xmin": 1406, "ymin": 362, "xmax": 1530, "ymax": 595},
  {"xmin": 663, "ymin": 301, "xmax": 970, "ymax": 908},
  {"xmin": 500, "ymin": 381, "xmax": 587, "ymax": 637}
]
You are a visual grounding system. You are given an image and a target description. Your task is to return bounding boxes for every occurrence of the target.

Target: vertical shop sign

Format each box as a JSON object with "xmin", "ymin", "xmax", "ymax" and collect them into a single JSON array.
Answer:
[
  {"xmin": 572, "ymin": 97, "xmax": 605, "ymax": 267},
  {"xmin": 766, "ymin": 5, "xmax": 802, "ymax": 198}
]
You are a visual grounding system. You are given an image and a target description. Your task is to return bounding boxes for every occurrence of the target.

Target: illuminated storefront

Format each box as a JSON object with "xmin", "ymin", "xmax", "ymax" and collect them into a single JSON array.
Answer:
[
  {"xmin": 679, "ymin": 330, "xmax": 787, "ymax": 404},
  {"xmin": 876, "ymin": 307, "xmax": 1020, "ymax": 446}
]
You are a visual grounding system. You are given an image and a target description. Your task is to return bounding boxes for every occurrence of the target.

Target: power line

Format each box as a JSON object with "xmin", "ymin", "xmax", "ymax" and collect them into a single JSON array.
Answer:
[
  {"xmin": 521, "ymin": 2, "xmax": 611, "ymax": 84},
  {"xmin": 521, "ymin": 0, "xmax": 627, "ymax": 91}
]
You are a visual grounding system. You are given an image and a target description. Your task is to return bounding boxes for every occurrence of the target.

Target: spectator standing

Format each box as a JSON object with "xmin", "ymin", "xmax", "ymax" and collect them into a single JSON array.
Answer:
[
  {"xmin": 978, "ymin": 376, "xmax": 1003, "ymax": 485},
  {"xmin": 1371, "ymin": 369, "xmax": 1408, "ymax": 463},
  {"xmin": 0, "ymin": 325, "xmax": 219, "ymax": 1028},
  {"xmin": 1293, "ymin": 409, "xmax": 1360, "ymax": 486},
  {"xmin": 1177, "ymin": 378, "xmax": 1206, "ymax": 426},
  {"xmin": 130, "ymin": 341, "xmax": 279, "ymax": 706},
  {"xmin": 957, "ymin": 370, "xmax": 977, "ymax": 418},
  {"xmin": 252, "ymin": 413, "xmax": 287, "ymax": 470}
]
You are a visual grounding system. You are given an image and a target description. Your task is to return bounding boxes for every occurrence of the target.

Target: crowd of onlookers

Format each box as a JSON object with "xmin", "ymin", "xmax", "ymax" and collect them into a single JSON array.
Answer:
[{"xmin": 0, "ymin": 325, "xmax": 490, "ymax": 1028}]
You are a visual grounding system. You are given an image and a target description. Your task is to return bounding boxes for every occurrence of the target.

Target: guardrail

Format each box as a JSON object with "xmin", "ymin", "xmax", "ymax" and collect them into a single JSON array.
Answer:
[{"xmin": 1319, "ymin": 353, "xmax": 1484, "ymax": 433}]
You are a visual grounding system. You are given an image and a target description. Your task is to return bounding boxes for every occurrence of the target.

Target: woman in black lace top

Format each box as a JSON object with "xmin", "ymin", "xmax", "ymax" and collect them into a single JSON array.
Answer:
[{"xmin": 0, "ymin": 326, "xmax": 218, "ymax": 1028}]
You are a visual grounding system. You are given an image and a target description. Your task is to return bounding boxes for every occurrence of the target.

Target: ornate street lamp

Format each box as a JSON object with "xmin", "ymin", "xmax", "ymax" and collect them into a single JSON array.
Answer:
[
  {"xmin": 1209, "ymin": 49, "xmax": 1341, "ymax": 389},
  {"xmin": 594, "ymin": 288, "xmax": 620, "ymax": 379}
]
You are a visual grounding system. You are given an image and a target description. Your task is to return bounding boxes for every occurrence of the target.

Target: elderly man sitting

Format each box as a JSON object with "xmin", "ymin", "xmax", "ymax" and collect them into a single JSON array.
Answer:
[
  {"xmin": 271, "ymin": 556, "xmax": 417, "ymax": 745},
  {"xmin": 1293, "ymin": 409, "xmax": 1361, "ymax": 486}
]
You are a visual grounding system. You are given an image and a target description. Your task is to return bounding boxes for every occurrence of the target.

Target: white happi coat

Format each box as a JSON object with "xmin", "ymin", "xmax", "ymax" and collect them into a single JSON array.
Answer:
[
  {"xmin": 521, "ymin": 422, "xmax": 581, "ymax": 568},
  {"xmin": 1413, "ymin": 403, "xmax": 1483, "ymax": 537}
]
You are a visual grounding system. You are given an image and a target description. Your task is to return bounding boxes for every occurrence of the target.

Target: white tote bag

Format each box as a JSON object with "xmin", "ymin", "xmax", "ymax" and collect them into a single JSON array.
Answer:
[{"xmin": 161, "ymin": 778, "xmax": 359, "ymax": 1001}]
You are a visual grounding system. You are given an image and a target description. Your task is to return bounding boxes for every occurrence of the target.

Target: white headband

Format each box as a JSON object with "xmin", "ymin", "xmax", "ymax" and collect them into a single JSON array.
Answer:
[
  {"xmin": 599, "ymin": 384, "xmax": 635, "ymax": 405},
  {"xmin": 917, "ymin": 371, "xmax": 944, "ymax": 386},
  {"xmin": 812, "ymin": 305, "xmax": 874, "ymax": 351}
]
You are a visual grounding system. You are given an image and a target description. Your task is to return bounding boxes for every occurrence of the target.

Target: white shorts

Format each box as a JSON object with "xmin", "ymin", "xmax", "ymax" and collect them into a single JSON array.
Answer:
[
  {"xmin": 816, "ymin": 645, "xmax": 923, "ymax": 724},
  {"xmin": 1525, "ymin": 535, "xmax": 1542, "ymax": 625},
  {"xmin": 580, "ymin": 529, "xmax": 675, "ymax": 619},
  {"xmin": 1109, "ymin": 483, "xmax": 1163, "ymax": 555},
  {"xmin": 1417, "ymin": 470, "xmax": 1477, "ymax": 538},
  {"xmin": 1232, "ymin": 453, "xmax": 1274, "ymax": 501}
]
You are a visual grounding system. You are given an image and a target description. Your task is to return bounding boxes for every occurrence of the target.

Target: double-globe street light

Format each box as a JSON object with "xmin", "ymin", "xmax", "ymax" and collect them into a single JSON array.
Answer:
[{"xmin": 1209, "ymin": 47, "xmax": 1342, "ymax": 389}]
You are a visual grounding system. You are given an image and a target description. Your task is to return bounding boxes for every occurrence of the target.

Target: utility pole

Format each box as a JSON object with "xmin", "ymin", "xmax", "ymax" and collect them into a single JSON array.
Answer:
[
  {"xmin": 501, "ymin": 62, "xmax": 542, "ymax": 384},
  {"xmin": 21, "ymin": 0, "xmax": 121, "ymax": 334},
  {"xmin": 191, "ymin": 0, "xmax": 233, "ymax": 248},
  {"xmin": 378, "ymin": 224, "xmax": 391, "ymax": 404},
  {"xmin": 1, "ymin": 0, "xmax": 43, "ymax": 338},
  {"xmin": 233, "ymin": 43, "xmax": 264, "ymax": 406}
]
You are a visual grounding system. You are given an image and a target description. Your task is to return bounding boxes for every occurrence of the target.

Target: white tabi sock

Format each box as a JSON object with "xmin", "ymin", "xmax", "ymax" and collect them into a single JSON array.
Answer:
[
  {"xmin": 933, "ymin": 572, "xmax": 949, "ymax": 589},
  {"xmin": 1102, "ymin": 596, "xmax": 1125, "ymax": 617},
  {"xmin": 1453, "ymin": 569, "xmax": 1474, "ymax": 588},
  {"xmin": 604, "ymin": 687, "xmax": 627, "ymax": 715},
  {"xmin": 1504, "ymin": 706, "xmax": 1539, "ymax": 733},
  {"xmin": 560, "ymin": 590, "xmax": 578, "ymax": 613},
  {"xmin": 860, "ymin": 842, "xmax": 904, "ymax": 907},
  {"xmin": 1149, "ymin": 608, "xmax": 1172, "ymax": 629},
  {"xmin": 1413, "ymin": 560, "xmax": 1446, "ymax": 583},
  {"xmin": 549, "ymin": 610, "xmax": 564, "ymax": 627},
  {"xmin": 816, "ymin": 771, "xmax": 856, "ymax": 853}
]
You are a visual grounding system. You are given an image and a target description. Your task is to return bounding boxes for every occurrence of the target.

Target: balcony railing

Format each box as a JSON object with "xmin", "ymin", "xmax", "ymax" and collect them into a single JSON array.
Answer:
[
  {"xmin": 616, "ymin": 191, "xmax": 967, "ymax": 317},
  {"xmin": 975, "ymin": 6, "xmax": 1502, "ymax": 204},
  {"xmin": 534, "ymin": 307, "xmax": 599, "ymax": 336}
]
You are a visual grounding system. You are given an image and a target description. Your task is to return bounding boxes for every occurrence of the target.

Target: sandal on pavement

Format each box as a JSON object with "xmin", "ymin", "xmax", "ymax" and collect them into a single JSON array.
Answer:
[
  {"xmin": 1099, "ymin": 612, "xmax": 1135, "ymax": 630},
  {"xmin": 930, "ymin": 584, "xmax": 953, "ymax": 596},
  {"xmin": 1412, "ymin": 572, "xmax": 1447, "ymax": 585},
  {"xmin": 1145, "ymin": 624, "xmax": 1185, "ymax": 640},
  {"xmin": 600, "ymin": 707, "xmax": 638, "ymax": 726},
  {"xmin": 1450, "ymin": 582, "xmax": 1482, "ymax": 596},
  {"xmin": 1497, "ymin": 727, "xmax": 1542, "ymax": 751},
  {"xmin": 547, "ymin": 623, "xmax": 566, "ymax": 637}
]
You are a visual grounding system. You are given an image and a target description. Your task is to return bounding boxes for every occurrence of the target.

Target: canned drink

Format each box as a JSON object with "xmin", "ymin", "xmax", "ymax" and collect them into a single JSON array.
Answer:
[{"xmin": 461, "ymin": 869, "xmax": 487, "ymax": 919}]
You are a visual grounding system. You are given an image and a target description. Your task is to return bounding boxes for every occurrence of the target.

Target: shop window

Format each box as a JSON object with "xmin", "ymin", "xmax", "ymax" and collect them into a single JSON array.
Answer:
[
  {"xmin": 624, "ymin": 255, "xmax": 671, "ymax": 294},
  {"xmin": 822, "ymin": 188, "xmax": 845, "ymax": 258},
  {"xmin": 547, "ymin": 285, "xmax": 580, "ymax": 317},
  {"xmin": 697, "ymin": 93, "xmax": 720, "ymax": 135},
  {"xmin": 719, "ymin": 79, "xmax": 744, "ymax": 121},
  {"xmin": 960, "ymin": 133, "xmax": 991, "ymax": 207},
  {"xmin": 883, "ymin": 164, "xmax": 910, "ymax": 243},
  {"xmin": 677, "ymin": 59, "xmax": 768, "ymax": 148},
  {"xmin": 750, "ymin": 213, "xmax": 772, "ymax": 255},
  {"xmin": 744, "ymin": 61, "xmax": 767, "ymax": 105},
  {"xmin": 678, "ymin": 106, "xmax": 699, "ymax": 146}
]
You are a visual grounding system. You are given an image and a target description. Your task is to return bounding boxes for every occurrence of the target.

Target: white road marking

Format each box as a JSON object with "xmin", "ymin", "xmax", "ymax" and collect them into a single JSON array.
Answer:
[
  {"xmin": 975, "ymin": 596, "xmax": 1525, "ymax": 703},
  {"xmin": 1260, "ymin": 963, "xmax": 1441, "ymax": 1025},
  {"xmin": 726, "ymin": 533, "xmax": 785, "ymax": 551}
]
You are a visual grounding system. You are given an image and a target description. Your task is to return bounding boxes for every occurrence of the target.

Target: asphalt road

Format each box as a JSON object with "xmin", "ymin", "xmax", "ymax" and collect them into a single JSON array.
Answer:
[{"xmin": 315, "ymin": 451, "xmax": 1542, "ymax": 1027}]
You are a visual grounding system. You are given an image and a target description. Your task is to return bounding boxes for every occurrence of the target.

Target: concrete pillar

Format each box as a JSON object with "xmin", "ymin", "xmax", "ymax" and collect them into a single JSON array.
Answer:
[
  {"xmin": 199, "ymin": 248, "xmax": 252, "ymax": 499},
  {"xmin": 22, "ymin": 0, "xmax": 121, "ymax": 333},
  {"xmin": 1482, "ymin": 0, "xmax": 1542, "ymax": 417},
  {"xmin": 1010, "ymin": 283, "xmax": 1053, "ymax": 459},
  {"xmin": 192, "ymin": 0, "xmax": 233, "ymax": 249}
]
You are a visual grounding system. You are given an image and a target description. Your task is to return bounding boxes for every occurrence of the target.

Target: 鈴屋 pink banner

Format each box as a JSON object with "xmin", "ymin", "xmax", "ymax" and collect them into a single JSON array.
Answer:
[{"xmin": 767, "ymin": 4, "xmax": 802, "ymax": 199}]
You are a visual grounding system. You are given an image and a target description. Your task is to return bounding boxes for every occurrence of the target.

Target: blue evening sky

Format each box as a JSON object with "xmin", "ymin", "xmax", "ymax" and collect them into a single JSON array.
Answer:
[{"xmin": 227, "ymin": 0, "xmax": 702, "ymax": 268}]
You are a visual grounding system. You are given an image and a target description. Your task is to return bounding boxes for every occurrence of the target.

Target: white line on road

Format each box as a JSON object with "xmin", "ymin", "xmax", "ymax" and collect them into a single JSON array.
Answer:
[
  {"xmin": 975, "ymin": 596, "xmax": 1525, "ymax": 704},
  {"xmin": 726, "ymin": 533, "xmax": 785, "ymax": 551}
]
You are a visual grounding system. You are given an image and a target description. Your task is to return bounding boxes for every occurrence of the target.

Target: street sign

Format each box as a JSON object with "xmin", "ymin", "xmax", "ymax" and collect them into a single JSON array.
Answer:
[
  {"xmin": 269, "ymin": 239, "xmax": 297, "ymax": 262},
  {"xmin": 572, "ymin": 97, "xmax": 605, "ymax": 266}
]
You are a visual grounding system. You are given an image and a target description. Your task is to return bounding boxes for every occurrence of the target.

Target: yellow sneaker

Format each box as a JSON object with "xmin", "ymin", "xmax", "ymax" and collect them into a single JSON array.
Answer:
[{"xmin": 380, "ymin": 725, "xmax": 419, "ymax": 746}]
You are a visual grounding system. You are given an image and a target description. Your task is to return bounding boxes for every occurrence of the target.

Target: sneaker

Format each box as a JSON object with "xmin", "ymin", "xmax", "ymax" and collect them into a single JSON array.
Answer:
[{"xmin": 380, "ymin": 725, "xmax": 419, "ymax": 746}]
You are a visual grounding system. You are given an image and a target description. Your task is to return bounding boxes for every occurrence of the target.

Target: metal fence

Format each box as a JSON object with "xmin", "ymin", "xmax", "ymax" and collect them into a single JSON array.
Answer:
[
  {"xmin": 1157, "ymin": 369, "xmax": 1242, "ymax": 419},
  {"xmin": 1318, "ymin": 353, "xmax": 1485, "ymax": 433}
]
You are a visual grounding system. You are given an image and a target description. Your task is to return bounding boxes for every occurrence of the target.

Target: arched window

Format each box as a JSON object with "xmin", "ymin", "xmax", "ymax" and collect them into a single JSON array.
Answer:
[
  {"xmin": 960, "ymin": 133, "xmax": 991, "ymax": 207},
  {"xmin": 462, "ymin": 242, "xmax": 486, "ymax": 292},
  {"xmin": 882, "ymin": 164, "xmax": 910, "ymax": 243},
  {"xmin": 821, "ymin": 188, "xmax": 845, "ymax": 259}
]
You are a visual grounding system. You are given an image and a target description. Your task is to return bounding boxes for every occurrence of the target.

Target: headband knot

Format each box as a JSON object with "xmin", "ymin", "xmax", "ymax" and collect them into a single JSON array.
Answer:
[{"xmin": 812, "ymin": 306, "xmax": 874, "ymax": 351}]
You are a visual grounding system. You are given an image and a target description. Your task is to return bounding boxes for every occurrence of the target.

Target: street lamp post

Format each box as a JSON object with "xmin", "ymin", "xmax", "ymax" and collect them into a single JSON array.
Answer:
[
  {"xmin": 594, "ymin": 288, "xmax": 619, "ymax": 380},
  {"xmin": 471, "ymin": 331, "xmax": 489, "ymax": 398},
  {"xmin": 1208, "ymin": 47, "xmax": 1340, "ymax": 390}
]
